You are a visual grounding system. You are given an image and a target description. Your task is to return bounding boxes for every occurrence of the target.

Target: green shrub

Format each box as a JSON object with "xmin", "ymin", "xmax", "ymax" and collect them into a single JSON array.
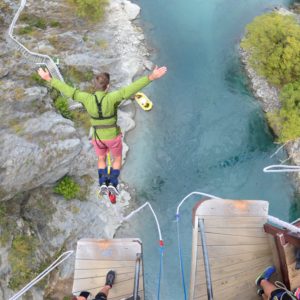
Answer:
[
  {"xmin": 241, "ymin": 13, "xmax": 300, "ymax": 86},
  {"xmin": 8, "ymin": 235, "xmax": 38, "ymax": 290},
  {"xmin": 54, "ymin": 96, "xmax": 73, "ymax": 119},
  {"xmin": 17, "ymin": 26, "xmax": 34, "ymax": 35},
  {"xmin": 20, "ymin": 14, "xmax": 47, "ymax": 29},
  {"xmin": 267, "ymin": 81, "xmax": 300, "ymax": 142},
  {"xmin": 49, "ymin": 20, "xmax": 62, "ymax": 28},
  {"xmin": 68, "ymin": 0, "xmax": 109, "ymax": 22},
  {"xmin": 54, "ymin": 176, "xmax": 80, "ymax": 200}
]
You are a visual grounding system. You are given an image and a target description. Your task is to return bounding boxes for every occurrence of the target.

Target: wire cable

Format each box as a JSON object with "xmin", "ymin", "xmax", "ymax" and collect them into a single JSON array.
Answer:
[
  {"xmin": 263, "ymin": 165, "xmax": 300, "ymax": 173},
  {"xmin": 123, "ymin": 202, "xmax": 164, "ymax": 300},
  {"xmin": 9, "ymin": 250, "xmax": 74, "ymax": 300},
  {"xmin": 175, "ymin": 191, "xmax": 221, "ymax": 300}
]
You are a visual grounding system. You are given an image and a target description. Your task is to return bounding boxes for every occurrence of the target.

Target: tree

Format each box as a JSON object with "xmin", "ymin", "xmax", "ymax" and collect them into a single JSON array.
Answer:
[
  {"xmin": 241, "ymin": 13, "xmax": 300, "ymax": 86},
  {"xmin": 267, "ymin": 81, "xmax": 300, "ymax": 142}
]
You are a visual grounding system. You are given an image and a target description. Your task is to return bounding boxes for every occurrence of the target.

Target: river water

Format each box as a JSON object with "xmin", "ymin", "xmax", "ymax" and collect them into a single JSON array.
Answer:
[{"xmin": 117, "ymin": 0, "xmax": 298, "ymax": 299}]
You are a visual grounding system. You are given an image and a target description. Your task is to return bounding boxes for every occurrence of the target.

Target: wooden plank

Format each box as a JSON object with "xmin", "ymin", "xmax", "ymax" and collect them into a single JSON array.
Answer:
[
  {"xmin": 201, "ymin": 232, "xmax": 269, "ymax": 246},
  {"xmin": 73, "ymin": 276, "xmax": 143, "ymax": 297},
  {"xmin": 196, "ymin": 243, "xmax": 271, "ymax": 257},
  {"xmin": 75, "ymin": 259, "xmax": 136, "ymax": 269},
  {"xmin": 203, "ymin": 216, "xmax": 267, "ymax": 228},
  {"xmin": 194, "ymin": 265, "xmax": 276, "ymax": 298},
  {"xmin": 196, "ymin": 256, "xmax": 273, "ymax": 284},
  {"xmin": 73, "ymin": 239, "xmax": 144, "ymax": 299},
  {"xmin": 74, "ymin": 266, "xmax": 137, "ymax": 279},
  {"xmin": 189, "ymin": 217, "xmax": 200, "ymax": 300},
  {"xmin": 84, "ymin": 288, "xmax": 145, "ymax": 300},
  {"xmin": 194, "ymin": 281, "xmax": 258, "ymax": 300},
  {"xmin": 284, "ymin": 243, "xmax": 296, "ymax": 265},
  {"xmin": 73, "ymin": 274, "xmax": 143, "ymax": 291},
  {"xmin": 204, "ymin": 227, "xmax": 267, "ymax": 237},
  {"xmin": 194, "ymin": 199, "xmax": 269, "ymax": 217},
  {"xmin": 267, "ymin": 235, "xmax": 283, "ymax": 282},
  {"xmin": 190, "ymin": 200, "xmax": 272, "ymax": 300},
  {"xmin": 76, "ymin": 240, "xmax": 141, "ymax": 261},
  {"xmin": 264, "ymin": 224, "xmax": 300, "ymax": 248},
  {"xmin": 196, "ymin": 254, "xmax": 273, "ymax": 272}
]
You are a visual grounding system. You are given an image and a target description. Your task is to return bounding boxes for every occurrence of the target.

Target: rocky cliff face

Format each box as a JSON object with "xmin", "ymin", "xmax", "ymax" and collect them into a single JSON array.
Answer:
[{"xmin": 0, "ymin": 0, "xmax": 151, "ymax": 298}]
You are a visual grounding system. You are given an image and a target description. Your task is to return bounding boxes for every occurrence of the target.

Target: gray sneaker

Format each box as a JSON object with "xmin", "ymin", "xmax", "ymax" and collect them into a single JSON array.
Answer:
[
  {"xmin": 99, "ymin": 183, "xmax": 108, "ymax": 195},
  {"xmin": 108, "ymin": 183, "xmax": 119, "ymax": 196}
]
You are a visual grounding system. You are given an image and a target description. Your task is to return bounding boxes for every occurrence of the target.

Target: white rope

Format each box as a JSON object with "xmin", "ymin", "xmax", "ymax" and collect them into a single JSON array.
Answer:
[
  {"xmin": 263, "ymin": 165, "xmax": 300, "ymax": 173},
  {"xmin": 176, "ymin": 191, "xmax": 222, "ymax": 215},
  {"xmin": 267, "ymin": 215, "xmax": 300, "ymax": 234},
  {"xmin": 270, "ymin": 142, "xmax": 289, "ymax": 158},
  {"xmin": 9, "ymin": 250, "xmax": 74, "ymax": 300},
  {"xmin": 123, "ymin": 202, "xmax": 163, "ymax": 242}
]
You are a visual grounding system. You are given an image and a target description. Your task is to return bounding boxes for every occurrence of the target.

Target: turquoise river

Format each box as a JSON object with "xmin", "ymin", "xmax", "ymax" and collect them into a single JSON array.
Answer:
[{"xmin": 117, "ymin": 0, "xmax": 299, "ymax": 299}]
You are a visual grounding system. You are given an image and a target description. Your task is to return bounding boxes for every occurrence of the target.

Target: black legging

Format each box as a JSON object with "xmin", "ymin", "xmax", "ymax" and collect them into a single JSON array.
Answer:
[{"xmin": 94, "ymin": 292, "xmax": 107, "ymax": 300}]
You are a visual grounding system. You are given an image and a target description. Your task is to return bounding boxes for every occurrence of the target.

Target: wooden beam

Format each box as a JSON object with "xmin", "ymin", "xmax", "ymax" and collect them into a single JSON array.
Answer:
[{"xmin": 264, "ymin": 224, "xmax": 300, "ymax": 248}]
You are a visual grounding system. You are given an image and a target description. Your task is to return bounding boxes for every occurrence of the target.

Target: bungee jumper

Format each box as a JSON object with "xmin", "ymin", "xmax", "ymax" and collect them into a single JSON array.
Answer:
[{"xmin": 37, "ymin": 65, "xmax": 167, "ymax": 198}]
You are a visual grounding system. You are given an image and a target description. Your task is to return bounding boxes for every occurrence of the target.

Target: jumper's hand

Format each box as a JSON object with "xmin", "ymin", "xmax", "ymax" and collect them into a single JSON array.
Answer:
[
  {"xmin": 148, "ymin": 65, "xmax": 167, "ymax": 81},
  {"xmin": 38, "ymin": 67, "xmax": 52, "ymax": 82}
]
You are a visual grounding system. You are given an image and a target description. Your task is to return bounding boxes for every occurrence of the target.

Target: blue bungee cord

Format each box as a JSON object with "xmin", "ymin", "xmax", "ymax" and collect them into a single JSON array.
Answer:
[
  {"xmin": 157, "ymin": 243, "xmax": 164, "ymax": 300},
  {"xmin": 176, "ymin": 213, "xmax": 187, "ymax": 300},
  {"xmin": 123, "ymin": 202, "xmax": 164, "ymax": 300},
  {"xmin": 175, "ymin": 191, "xmax": 222, "ymax": 300}
]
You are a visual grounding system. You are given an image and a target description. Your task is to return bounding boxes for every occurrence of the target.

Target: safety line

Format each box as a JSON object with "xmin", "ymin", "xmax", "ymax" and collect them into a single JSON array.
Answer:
[
  {"xmin": 123, "ymin": 202, "xmax": 163, "ymax": 243},
  {"xmin": 9, "ymin": 250, "xmax": 74, "ymax": 300},
  {"xmin": 263, "ymin": 165, "xmax": 300, "ymax": 173},
  {"xmin": 175, "ymin": 191, "xmax": 221, "ymax": 300},
  {"xmin": 123, "ymin": 202, "xmax": 164, "ymax": 300}
]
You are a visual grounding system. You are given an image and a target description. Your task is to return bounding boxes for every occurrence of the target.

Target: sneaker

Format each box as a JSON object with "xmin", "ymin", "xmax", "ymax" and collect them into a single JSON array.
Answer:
[
  {"xmin": 255, "ymin": 266, "xmax": 276, "ymax": 286},
  {"xmin": 105, "ymin": 270, "xmax": 116, "ymax": 287},
  {"xmin": 108, "ymin": 183, "xmax": 119, "ymax": 196},
  {"xmin": 257, "ymin": 288, "xmax": 264, "ymax": 296},
  {"xmin": 99, "ymin": 183, "xmax": 108, "ymax": 195}
]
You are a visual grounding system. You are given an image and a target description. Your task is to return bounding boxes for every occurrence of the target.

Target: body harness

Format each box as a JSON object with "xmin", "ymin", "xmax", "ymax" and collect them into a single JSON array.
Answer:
[{"xmin": 91, "ymin": 93, "xmax": 119, "ymax": 147}]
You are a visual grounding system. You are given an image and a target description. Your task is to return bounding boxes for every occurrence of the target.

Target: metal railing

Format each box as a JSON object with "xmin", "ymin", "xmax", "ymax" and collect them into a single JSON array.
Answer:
[
  {"xmin": 8, "ymin": 0, "xmax": 64, "ymax": 81},
  {"xmin": 198, "ymin": 220, "xmax": 214, "ymax": 300},
  {"xmin": 132, "ymin": 253, "xmax": 142, "ymax": 300}
]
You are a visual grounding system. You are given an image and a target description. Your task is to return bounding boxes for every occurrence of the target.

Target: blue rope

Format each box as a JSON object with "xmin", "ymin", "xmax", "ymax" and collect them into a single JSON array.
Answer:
[
  {"xmin": 176, "ymin": 214, "xmax": 187, "ymax": 300},
  {"xmin": 157, "ymin": 245, "xmax": 164, "ymax": 300}
]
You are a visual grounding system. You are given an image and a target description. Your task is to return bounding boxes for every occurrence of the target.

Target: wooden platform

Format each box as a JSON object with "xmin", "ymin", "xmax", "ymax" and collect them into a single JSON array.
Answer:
[
  {"xmin": 72, "ymin": 239, "xmax": 144, "ymax": 300},
  {"xmin": 189, "ymin": 199, "xmax": 279, "ymax": 300}
]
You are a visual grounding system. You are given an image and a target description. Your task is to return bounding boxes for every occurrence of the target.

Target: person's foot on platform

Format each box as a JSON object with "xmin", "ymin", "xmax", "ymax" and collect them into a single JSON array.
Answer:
[
  {"xmin": 105, "ymin": 270, "xmax": 116, "ymax": 288},
  {"xmin": 255, "ymin": 266, "xmax": 276, "ymax": 286}
]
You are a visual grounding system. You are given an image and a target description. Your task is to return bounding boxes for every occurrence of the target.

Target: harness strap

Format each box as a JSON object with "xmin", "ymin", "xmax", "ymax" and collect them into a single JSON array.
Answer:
[
  {"xmin": 92, "ymin": 93, "xmax": 116, "ymax": 120},
  {"xmin": 93, "ymin": 124, "xmax": 119, "ymax": 129}
]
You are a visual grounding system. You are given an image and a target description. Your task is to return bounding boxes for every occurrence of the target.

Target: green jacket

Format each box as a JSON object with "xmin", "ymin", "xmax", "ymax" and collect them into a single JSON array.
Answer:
[{"xmin": 50, "ymin": 76, "xmax": 152, "ymax": 140}]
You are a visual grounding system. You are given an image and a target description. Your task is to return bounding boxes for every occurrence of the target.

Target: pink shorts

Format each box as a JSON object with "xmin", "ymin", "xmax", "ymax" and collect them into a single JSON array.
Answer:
[{"xmin": 91, "ymin": 134, "xmax": 123, "ymax": 157}]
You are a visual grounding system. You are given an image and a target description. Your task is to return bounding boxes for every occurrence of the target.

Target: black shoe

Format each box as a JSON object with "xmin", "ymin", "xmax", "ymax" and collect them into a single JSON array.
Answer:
[
  {"xmin": 105, "ymin": 270, "xmax": 116, "ymax": 287},
  {"xmin": 108, "ymin": 183, "xmax": 119, "ymax": 196},
  {"xmin": 257, "ymin": 288, "xmax": 264, "ymax": 296}
]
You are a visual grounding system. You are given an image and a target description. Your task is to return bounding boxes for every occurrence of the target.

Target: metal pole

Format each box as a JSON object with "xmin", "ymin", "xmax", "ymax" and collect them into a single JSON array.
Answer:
[
  {"xmin": 133, "ymin": 253, "xmax": 141, "ymax": 300},
  {"xmin": 199, "ymin": 219, "xmax": 214, "ymax": 300}
]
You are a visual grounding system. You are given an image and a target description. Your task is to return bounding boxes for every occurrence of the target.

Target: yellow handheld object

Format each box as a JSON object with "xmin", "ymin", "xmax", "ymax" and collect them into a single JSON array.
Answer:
[{"xmin": 134, "ymin": 92, "xmax": 153, "ymax": 111}]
